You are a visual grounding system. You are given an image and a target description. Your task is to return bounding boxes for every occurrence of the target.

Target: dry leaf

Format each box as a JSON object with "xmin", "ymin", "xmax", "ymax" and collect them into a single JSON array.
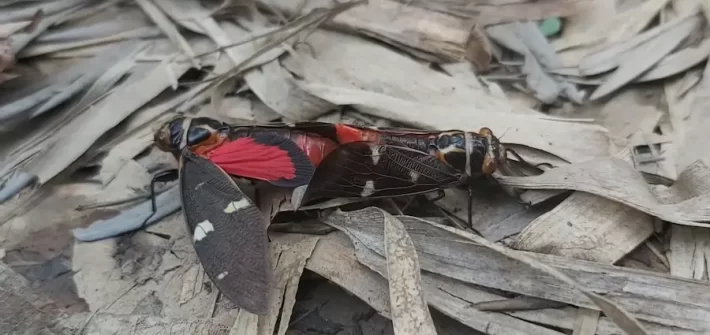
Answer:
[
  {"xmin": 382, "ymin": 210, "xmax": 437, "ymax": 335},
  {"xmin": 512, "ymin": 148, "xmax": 655, "ymax": 264},
  {"xmin": 579, "ymin": 9, "xmax": 699, "ymax": 76},
  {"xmin": 323, "ymin": 208, "xmax": 704, "ymax": 333},
  {"xmin": 136, "ymin": 0, "xmax": 201, "ymax": 68},
  {"xmin": 589, "ymin": 12, "xmax": 701, "ymax": 100},
  {"xmin": 260, "ymin": 233, "xmax": 320, "ymax": 335},
  {"xmin": 498, "ymin": 158, "xmax": 710, "ymax": 227}
]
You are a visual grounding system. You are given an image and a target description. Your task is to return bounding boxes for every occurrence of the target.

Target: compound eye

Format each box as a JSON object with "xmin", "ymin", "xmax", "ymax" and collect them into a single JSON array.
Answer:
[
  {"xmin": 450, "ymin": 134, "xmax": 464, "ymax": 147},
  {"xmin": 186, "ymin": 127, "xmax": 212, "ymax": 147},
  {"xmin": 437, "ymin": 135, "xmax": 449, "ymax": 148}
]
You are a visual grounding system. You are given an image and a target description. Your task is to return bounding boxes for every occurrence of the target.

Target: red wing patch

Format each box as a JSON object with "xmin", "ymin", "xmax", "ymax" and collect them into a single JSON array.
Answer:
[
  {"xmin": 289, "ymin": 134, "xmax": 339, "ymax": 167},
  {"xmin": 204, "ymin": 134, "xmax": 315, "ymax": 187},
  {"xmin": 334, "ymin": 124, "xmax": 381, "ymax": 144}
]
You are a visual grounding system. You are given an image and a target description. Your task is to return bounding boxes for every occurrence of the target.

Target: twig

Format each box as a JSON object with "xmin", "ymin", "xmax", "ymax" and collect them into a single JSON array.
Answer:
[{"xmin": 74, "ymin": 283, "xmax": 138, "ymax": 335}]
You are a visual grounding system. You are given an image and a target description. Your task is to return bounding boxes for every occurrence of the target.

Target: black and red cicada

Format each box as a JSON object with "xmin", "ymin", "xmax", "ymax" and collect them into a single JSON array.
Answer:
[{"xmin": 151, "ymin": 115, "xmax": 523, "ymax": 315}]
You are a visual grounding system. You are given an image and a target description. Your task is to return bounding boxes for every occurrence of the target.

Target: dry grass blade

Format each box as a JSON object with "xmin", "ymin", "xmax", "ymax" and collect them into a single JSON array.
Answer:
[
  {"xmin": 554, "ymin": 0, "xmax": 670, "ymax": 53},
  {"xmin": 382, "ymin": 210, "xmax": 437, "ymax": 335},
  {"xmin": 25, "ymin": 54, "xmax": 190, "ymax": 185},
  {"xmin": 589, "ymin": 13, "xmax": 701, "ymax": 100},
  {"xmin": 199, "ymin": 0, "xmax": 366, "ymax": 98},
  {"xmin": 579, "ymin": 8, "xmax": 700, "ymax": 76},
  {"xmin": 230, "ymin": 309, "xmax": 259, "ymax": 335},
  {"xmin": 636, "ymin": 36, "xmax": 710, "ymax": 82},
  {"xmin": 0, "ymin": 40, "xmax": 145, "ymax": 192},
  {"xmin": 420, "ymin": 221, "xmax": 650, "ymax": 335},
  {"xmin": 135, "ymin": 0, "xmax": 201, "ymax": 68},
  {"xmin": 262, "ymin": 234, "xmax": 320, "ymax": 335}
]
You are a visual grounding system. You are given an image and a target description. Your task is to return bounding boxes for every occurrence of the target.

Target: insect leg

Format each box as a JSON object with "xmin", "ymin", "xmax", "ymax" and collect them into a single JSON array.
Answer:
[
  {"xmin": 467, "ymin": 185, "xmax": 473, "ymax": 229},
  {"xmin": 140, "ymin": 169, "xmax": 179, "ymax": 228}
]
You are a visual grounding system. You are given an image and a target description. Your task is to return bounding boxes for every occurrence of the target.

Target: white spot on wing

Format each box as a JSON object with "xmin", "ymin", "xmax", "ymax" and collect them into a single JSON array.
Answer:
[
  {"xmin": 217, "ymin": 271, "xmax": 228, "ymax": 280},
  {"xmin": 409, "ymin": 170, "xmax": 420, "ymax": 182},
  {"xmin": 194, "ymin": 220, "xmax": 214, "ymax": 242},
  {"xmin": 361, "ymin": 180, "xmax": 375, "ymax": 197},
  {"xmin": 371, "ymin": 145, "xmax": 382, "ymax": 165},
  {"xmin": 224, "ymin": 198, "xmax": 251, "ymax": 213}
]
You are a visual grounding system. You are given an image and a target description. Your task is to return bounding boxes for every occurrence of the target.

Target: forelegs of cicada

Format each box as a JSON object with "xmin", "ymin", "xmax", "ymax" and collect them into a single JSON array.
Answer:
[{"xmin": 140, "ymin": 169, "xmax": 179, "ymax": 228}]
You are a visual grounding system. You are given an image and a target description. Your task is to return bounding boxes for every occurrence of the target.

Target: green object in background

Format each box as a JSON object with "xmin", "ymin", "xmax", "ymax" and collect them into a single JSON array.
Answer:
[{"xmin": 539, "ymin": 17, "xmax": 562, "ymax": 37}]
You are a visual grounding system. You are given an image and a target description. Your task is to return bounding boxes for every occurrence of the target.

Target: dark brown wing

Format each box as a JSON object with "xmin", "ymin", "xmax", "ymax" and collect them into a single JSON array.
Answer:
[
  {"xmin": 179, "ymin": 150, "xmax": 271, "ymax": 315},
  {"xmin": 300, "ymin": 142, "xmax": 463, "ymax": 205}
]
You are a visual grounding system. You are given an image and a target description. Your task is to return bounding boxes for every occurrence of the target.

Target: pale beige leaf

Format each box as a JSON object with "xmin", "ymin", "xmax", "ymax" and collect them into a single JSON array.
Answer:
[
  {"xmin": 514, "ymin": 191, "xmax": 654, "ymax": 263},
  {"xmin": 27, "ymin": 55, "xmax": 192, "ymax": 184},
  {"xmin": 135, "ymin": 0, "xmax": 201, "ymax": 68},
  {"xmin": 261, "ymin": 0, "xmax": 586, "ymax": 61},
  {"xmin": 420, "ymin": 221, "xmax": 650, "ymax": 335},
  {"xmin": 323, "ymin": 207, "xmax": 710, "ymax": 333},
  {"xmin": 636, "ymin": 37, "xmax": 710, "ymax": 82},
  {"xmin": 305, "ymin": 233, "xmax": 392, "ymax": 317},
  {"xmin": 498, "ymin": 158, "xmax": 710, "ymax": 227},
  {"xmin": 512, "ymin": 148, "xmax": 655, "ymax": 264},
  {"xmin": 0, "ymin": 41, "xmax": 145, "ymax": 180},
  {"xmin": 464, "ymin": 24, "xmax": 492, "ymax": 72},
  {"xmin": 260, "ymin": 234, "xmax": 319, "ymax": 335},
  {"xmin": 237, "ymin": 17, "xmax": 334, "ymax": 120},
  {"xmin": 554, "ymin": 0, "xmax": 670, "ymax": 54},
  {"xmin": 589, "ymin": 13, "xmax": 701, "ymax": 100},
  {"xmin": 308, "ymin": 232, "xmax": 565, "ymax": 335},
  {"xmin": 282, "ymin": 29, "xmax": 539, "ymax": 115},
  {"xmin": 669, "ymin": 225, "xmax": 710, "ymax": 279},
  {"xmin": 579, "ymin": 9, "xmax": 699, "ymax": 76},
  {"xmin": 0, "ymin": 20, "xmax": 35, "ymax": 38},
  {"xmin": 573, "ymin": 309, "xmax": 600, "ymax": 335},
  {"xmin": 96, "ymin": 127, "xmax": 153, "ymax": 187},
  {"xmin": 382, "ymin": 211, "xmax": 437, "ymax": 335},
  {"xmin": 230, "ymin": 309, "xmax": 259, "ymax": 335}
]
